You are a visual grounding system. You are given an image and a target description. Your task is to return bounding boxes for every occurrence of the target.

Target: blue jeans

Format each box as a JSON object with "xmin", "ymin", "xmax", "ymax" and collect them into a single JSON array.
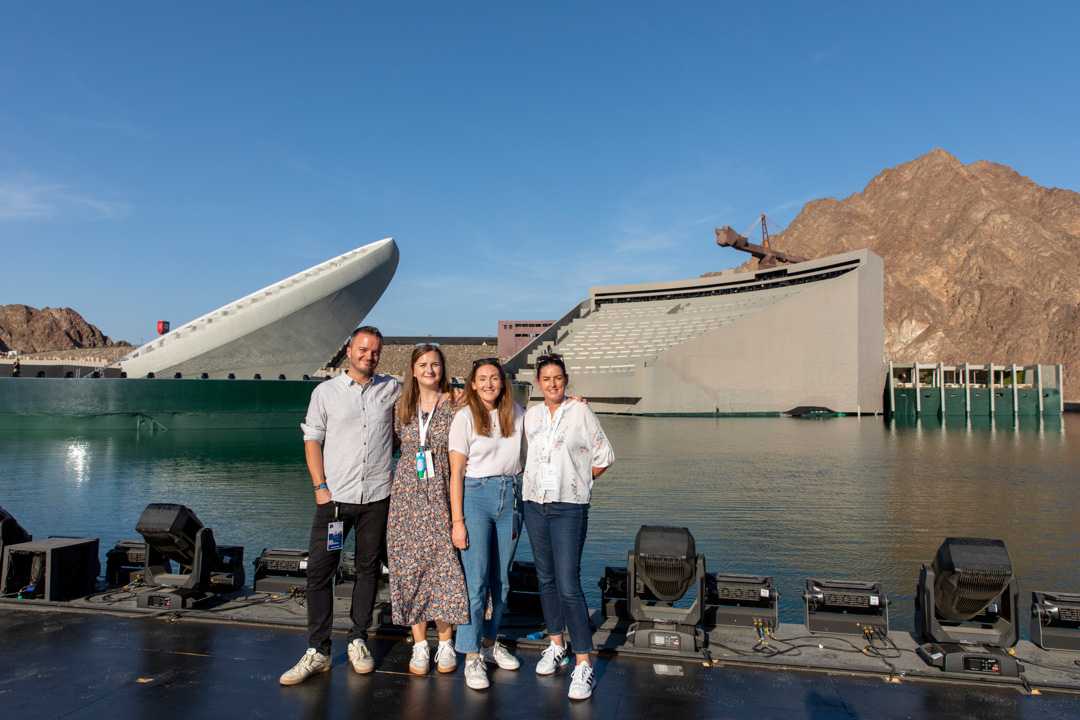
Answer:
[
  {"xmin": 522, "ymin": 500, "xmax": 593, "ymax": 654},
  {"xmin": 455, "ymin": 474, "xmax": 522, "ymax": 654}
]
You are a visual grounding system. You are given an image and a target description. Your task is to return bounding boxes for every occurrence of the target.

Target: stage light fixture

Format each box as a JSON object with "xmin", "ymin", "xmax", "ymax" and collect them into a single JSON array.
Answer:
[
  {"xmin": 105, "ymin": 540, "xmax": 147, "ymax": 587},
  {"xmin": 134, "ymin": 503, "xmax": 221, "ymax": 609},
  {"xmin": 253, "ymin": 548, "xmax": 309, "ymax": 594},
  {"xmin": 626, "ymin": 525, "xmax": 706, "ymax": 655},
  {"xmin": 803, "ymin": 578, "xmax": 888, "ymax": 636},
  {"xmin": 914, "ymin": 537, "xmax": 1021, "ymax": 677},
  {"xmin": 706, "ymin": 573, "xmax": 779, "ymax": 631},
  {"xmin": 1030, "ymin": 591, "xmax": 1080, "ymax": 652}
]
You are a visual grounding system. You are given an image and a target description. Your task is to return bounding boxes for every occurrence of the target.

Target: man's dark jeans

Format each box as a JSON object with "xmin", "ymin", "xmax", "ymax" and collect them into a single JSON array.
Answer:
[{"xmin": 306, "ymin": 498, "xmax": 389, "ymax": 655}]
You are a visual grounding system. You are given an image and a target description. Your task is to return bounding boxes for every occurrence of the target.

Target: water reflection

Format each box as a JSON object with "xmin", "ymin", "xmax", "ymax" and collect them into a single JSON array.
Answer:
[
  {"xmin": 0, "ymin": 416, "xmax": 1077, "ymax": 632},
  {"xmin": 65, "ymin": 441, "xmax": 90, "ymax": 485}
]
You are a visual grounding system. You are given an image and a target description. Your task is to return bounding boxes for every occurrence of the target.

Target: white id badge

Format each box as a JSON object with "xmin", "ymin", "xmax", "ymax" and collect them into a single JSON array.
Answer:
[
  {"xmin": 541, "ymin": 463, "xmax": 559, "ymax": 492},
  {"xmin": 424, "ymin": 450, "xmax": 435, "ymax": 477},
  {"xmin": 327, "ymin": 520, "xmax": 344, "ymax": 551}
]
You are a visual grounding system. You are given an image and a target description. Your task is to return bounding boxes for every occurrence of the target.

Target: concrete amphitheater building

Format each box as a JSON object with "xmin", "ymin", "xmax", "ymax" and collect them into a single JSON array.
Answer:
[
  {"xmin": 120, "ymin": 238, "xmax": 399, "ymax": 380},
  {"xmin": 508, "ymin": 249, "xmax": 884, "ymax": 415}
]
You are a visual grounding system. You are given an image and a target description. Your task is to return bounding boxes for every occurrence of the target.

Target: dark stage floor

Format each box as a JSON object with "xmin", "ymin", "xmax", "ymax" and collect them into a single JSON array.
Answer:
[{"xmin": 3, "ymin": 608, "xmax": 1080, "ymax": 720}]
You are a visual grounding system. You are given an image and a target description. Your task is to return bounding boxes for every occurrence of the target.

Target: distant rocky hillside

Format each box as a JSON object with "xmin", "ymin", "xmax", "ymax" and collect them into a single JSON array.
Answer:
[
  {"xmin": 0, "ymin": 304, "xmax": 127, "ymax": 353},
  {"xmin": 746, "ymin": 149, "xmax": 1080, "ymax": 375}
]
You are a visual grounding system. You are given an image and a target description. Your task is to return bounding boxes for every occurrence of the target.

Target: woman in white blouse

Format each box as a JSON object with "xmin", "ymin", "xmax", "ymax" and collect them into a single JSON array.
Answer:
[
  {"xmin": 522, "ymin": 353, "xmax": 614, "ymax": 702},
  {"xmin": 448, "ymin": 358, "xmax": 525, "ymax": 691}
]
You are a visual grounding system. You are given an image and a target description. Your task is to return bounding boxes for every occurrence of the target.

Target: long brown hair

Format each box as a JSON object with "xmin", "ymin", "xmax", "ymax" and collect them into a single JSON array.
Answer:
[
  {"xmin": 464, "ymin": 359, "xmax": 516, "ymax": 438},
  {"xmin": 397, "ymin": 344, "xmax": 450, "ymax": 426}
]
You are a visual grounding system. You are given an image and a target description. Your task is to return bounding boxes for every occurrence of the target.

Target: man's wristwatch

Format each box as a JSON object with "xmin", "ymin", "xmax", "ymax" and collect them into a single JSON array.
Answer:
[{"xmin": 314, "ymin": 482, "xmax": 329, "ymax": 491}]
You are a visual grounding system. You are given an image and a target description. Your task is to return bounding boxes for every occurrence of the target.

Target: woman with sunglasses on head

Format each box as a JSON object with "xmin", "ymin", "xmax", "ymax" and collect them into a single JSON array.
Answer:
[
  {"xmin": 448, "ymin": 357, "xmax": 526, "ymax": 691},
  {"xmin": 522, "ymin": 353, "xmax": 614, "ymax": 701},
  {"xmin": 387, "ymin": 344, "xmax": 469, "ymax": 676}
]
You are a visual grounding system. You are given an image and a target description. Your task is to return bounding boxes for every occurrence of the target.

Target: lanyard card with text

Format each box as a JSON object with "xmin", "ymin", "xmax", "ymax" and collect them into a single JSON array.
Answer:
[{"xmin": 327, "ymin": 520, "xmax": 344, "ymax": 551}]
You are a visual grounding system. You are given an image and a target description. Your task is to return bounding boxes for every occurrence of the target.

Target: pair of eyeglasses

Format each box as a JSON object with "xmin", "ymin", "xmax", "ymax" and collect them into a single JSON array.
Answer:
[
  {"xmin": 472, "ymin": 357, "xmax": 501, "ymax": 368},
  {"xmin": 536, "ymin": 353, "xmax": 563, "ymax": 364}
]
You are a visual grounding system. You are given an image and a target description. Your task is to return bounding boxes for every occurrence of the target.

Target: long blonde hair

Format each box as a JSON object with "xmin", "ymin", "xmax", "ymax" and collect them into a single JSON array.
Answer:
[
  {"xmin": 463, "ymin": 359, "xmax": 515, "ymax": 438},
  {"xmin": 397, "ymin": 344, "xmax": 450, "ymax": 426}
]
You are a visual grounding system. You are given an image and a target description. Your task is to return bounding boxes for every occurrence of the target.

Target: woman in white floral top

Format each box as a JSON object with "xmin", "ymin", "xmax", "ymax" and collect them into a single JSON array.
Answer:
[{"xmin": 521, "ymin": 353, "xmax": 614, "ymax": 702}]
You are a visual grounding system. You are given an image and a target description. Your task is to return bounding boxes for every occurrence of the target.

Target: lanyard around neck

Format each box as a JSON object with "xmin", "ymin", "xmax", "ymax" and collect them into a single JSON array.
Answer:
[
  {"xmin": 542, "ymin": 401, "xmax": 569, "ymax": 461},
  {"xmin": 417, "ymin": 395, "xmax": 440, "ymax": 449}
]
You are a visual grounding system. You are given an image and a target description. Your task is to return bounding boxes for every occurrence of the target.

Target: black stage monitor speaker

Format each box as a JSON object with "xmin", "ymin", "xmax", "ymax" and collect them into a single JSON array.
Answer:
[
  {"xmin": 1, "ymin": 537, "xmax": 99, "ymax": 601},
  {"xmin": 706, "ymin": 573, "xmax": 779, "ymax": 631},
  {"xmin": 1030, "ymin": 591, "xmax": 1080, "ymax": 652},
  {"xmin": 626, "ymin": 525, "xmax": 706, "ymax": 655},
  {"xmin": 507, "ymin": 560, "xmax": 544, "ymax": 616},
  {"xmin": 0, "ymin": 506, "xmax": 32, "ymax": 561},
  {"xmin": 804, "ymin": 578, "xmax": 889, "ymax": 636}
]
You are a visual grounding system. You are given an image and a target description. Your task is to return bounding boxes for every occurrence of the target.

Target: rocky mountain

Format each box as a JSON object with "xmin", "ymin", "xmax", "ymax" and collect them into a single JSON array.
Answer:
[
  {"xmin": 748, "ymin": 149, "xmax": 1080, "ymax": 375},
  {"xmin": 0, "ymin": 305, "xmax": 125, "ymax": 353}
]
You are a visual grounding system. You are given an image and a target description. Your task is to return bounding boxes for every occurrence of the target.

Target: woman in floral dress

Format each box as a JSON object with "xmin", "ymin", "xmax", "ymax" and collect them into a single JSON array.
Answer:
[{"xmin": 387, "ymin": 344, "xmax": 469, "ymax": 675}]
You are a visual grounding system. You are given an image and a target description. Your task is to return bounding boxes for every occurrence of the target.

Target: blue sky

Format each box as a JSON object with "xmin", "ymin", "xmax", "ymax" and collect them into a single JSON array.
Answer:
[{"xmin": 2, "ymin": 3, "xmax": 1078, "ymax": 344}]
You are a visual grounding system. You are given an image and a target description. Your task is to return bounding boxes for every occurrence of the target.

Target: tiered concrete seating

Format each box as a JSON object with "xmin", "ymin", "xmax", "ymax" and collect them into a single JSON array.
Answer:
[{"xmin": 527, "ymin": 285, "xmax": 802, "ymax": 374}]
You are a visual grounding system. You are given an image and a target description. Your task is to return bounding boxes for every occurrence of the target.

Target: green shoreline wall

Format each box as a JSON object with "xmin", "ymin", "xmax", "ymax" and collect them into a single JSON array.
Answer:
[{"xmin": 0, "ymin": 377, "xmax": 318, "ymax": 430}]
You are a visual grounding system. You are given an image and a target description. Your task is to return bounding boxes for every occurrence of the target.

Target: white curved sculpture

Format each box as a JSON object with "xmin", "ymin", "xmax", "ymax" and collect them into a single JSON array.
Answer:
[{"xmin": 120, "ymin": 238, "xmax": 399, "ymax": 380}]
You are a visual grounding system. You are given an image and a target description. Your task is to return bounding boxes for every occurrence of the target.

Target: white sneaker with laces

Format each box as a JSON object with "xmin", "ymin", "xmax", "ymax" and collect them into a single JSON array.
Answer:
[
  {"xmin": 435, "ymin": 640, "xmax": 457, "ymax": 673},
  {"xmin": 409, "ymin": 640, "xmax": 431, "ymax": 675},
  {"xmin": 568, "ymin": 662, "xmax": 595, "ymax": 700},
  {"xmin": 464, "ymin": 655, "xmax": 490, "ymax": 690},
  {"xmin": 535, "ymin": 642, "xmax": 569, "ymax": 676},
  {"xmin": 347, "ymin": 639, "xmax": 374, "ymax": 674},
  {"xmin": 481, "ymin": 641, "xmax": 520, "ymax": 670},
  {"xmin": 279, "ymin": 648, "xmax": 331, "ymax": 686}
]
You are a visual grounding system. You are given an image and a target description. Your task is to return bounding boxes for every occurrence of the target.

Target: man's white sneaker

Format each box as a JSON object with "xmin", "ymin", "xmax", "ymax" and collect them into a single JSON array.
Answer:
[
  {"xmin": 481, "ymin": 641, "xmax": 520, "ymax": 670},
  {"xmin": 568, "ymin": 662, "xmax": 595, "ymax": 701},
  {"xmin": 435, "ymin": 641, "xmax": 457, "ymax": 674},
  {"xmin": 535, "ymin": 642, "xmax": 570, "ymax": 676},
  {"xmin": 279, "ymin": 648, "xmax": 331, "ymax": 686},
  {"xmin": 464, "ymin": 655, "xmax": 490, "ymax": 690},
  {"xmin": 348, "ymin": 639, "xmax": 374, "ymax": 674},
  {"xmin": 409, "ymin": 640, "xmax": 431, "ymax": 675}
]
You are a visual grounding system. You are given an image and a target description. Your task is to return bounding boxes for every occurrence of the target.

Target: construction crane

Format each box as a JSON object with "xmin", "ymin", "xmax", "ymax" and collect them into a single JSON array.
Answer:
[{"xmin": 714, "ymin": 213, "xmax": 806, "ymax": 268}]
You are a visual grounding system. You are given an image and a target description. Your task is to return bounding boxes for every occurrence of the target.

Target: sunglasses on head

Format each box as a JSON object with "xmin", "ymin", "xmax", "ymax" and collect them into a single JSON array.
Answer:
[
  {"xmin": 536, "ymin": 353, "xmax": 563, "ymax": 364},
  {"xmin": 415, "ymin": 342, "xmax": 441, "ymax": 348},
  {"xmin": 472, "ymin": 357, "xmax": 501, "ymax": 369}
]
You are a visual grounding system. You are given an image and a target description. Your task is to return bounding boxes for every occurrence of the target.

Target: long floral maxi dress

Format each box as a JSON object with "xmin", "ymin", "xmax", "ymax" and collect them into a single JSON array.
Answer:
[{"xmin": 387, "ymin": 401, "xmax": 470, "ymax": 626}]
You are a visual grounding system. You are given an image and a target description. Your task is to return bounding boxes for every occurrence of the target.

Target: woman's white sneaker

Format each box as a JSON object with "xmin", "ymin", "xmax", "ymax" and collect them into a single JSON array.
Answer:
[
  {"xmin": 535, "ymin": 642, "xmax": 570, "ymax": 676},
  {"xmin": 409, "ymin": 641, "xmax": 431, "ymax": 675},
  {"xmin": 279, "ymin": 648, "xmax": 331, "ymax": 686},
  {"xmin": 481, "ymin": 641, "xmax": 520, "ymax": 670},
  {"xmin": 568, "ymin": 662, "xmax": 595, "ymax": 700},
  {"xmin": 464, "ymin": 655, "xmax": 490, "ymax": 690},
  {"xmin": 435, "ymin": 640, "xmax": 458, "ymax": 673}
]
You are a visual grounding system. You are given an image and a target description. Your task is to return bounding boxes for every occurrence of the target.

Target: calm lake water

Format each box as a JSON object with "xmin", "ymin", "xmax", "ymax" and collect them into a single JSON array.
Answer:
[{"xmin": 2, "ymin": 414, "xmax": 1076, "ymax": 631}]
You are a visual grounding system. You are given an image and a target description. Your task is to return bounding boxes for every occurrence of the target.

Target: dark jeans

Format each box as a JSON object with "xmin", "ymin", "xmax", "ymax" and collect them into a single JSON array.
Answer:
[
  {"xmin": 306, "ymin": 498, "xmax": 389, "ymax": 655},
  {"xmin": 522, "ymin": 500, "xmax": 593, "ymax": 654}
]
